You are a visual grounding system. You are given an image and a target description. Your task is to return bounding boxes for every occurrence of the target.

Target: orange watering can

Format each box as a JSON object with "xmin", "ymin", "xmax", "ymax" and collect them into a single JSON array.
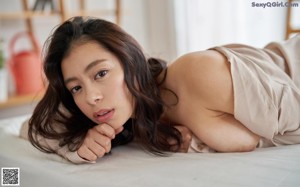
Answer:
[{"xmin": 9, "ymin": 32, "xmax": 44, "ymax": 95}]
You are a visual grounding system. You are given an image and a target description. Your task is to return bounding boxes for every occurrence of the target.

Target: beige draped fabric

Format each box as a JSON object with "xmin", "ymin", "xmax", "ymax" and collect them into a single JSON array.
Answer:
[{"xmin": 213, "ymin": 35, "xmax": 300, "ymax": 147}]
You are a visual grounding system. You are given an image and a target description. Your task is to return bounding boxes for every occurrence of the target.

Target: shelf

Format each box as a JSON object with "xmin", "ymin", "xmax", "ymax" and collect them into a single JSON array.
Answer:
[
  {"xmin": 0, "ymin": 0, "xmax": 122, "ymax": 29},
  {"xmin": 0, "ymin": 92, "xmax": 44, "ymax": 109},
  {"xmin": 0, "ymin": 11, "xmax": 60, "ymax": 19},
  {"xmin": 64, "ymin": 9, "xmax": 118, "ymax": 17},
  {"xmin": 0, "ymin": 9, "xmax": 118, "ymax": 20}
]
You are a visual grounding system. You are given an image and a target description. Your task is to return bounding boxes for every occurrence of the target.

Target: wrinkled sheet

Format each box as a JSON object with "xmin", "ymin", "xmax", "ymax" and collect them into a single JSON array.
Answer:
[
  {"xmin": 211, "ymin": 35, "xmax": 300, "ymax": 147},
  {"xmin": 1, "ymin": 115, "xmax": 300, "ymax": 187}
]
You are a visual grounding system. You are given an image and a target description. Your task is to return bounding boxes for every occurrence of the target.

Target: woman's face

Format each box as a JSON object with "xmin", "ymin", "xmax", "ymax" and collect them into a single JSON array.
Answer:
[{"xmin": 61, "ymin": 42, "xmax": 135, "ymax": 130}]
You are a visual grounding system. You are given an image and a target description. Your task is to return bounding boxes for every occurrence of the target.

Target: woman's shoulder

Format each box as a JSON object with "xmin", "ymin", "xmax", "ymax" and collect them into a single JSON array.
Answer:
[
  {"xmin": 169, "ymin": 50, "xmax": 226, "ymax": 72},
  {"xmin": 167, "ymin": 49, "xmax": 233, "ymax": 112},
  {"xmin": 168, "ymin": 50, "xmax": 228, "ymax": 84}
]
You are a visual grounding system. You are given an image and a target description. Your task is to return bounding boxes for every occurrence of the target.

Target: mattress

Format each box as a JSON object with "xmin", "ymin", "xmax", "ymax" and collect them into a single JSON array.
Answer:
[{"xmin": 1, "ymin": 115, "xmax": 300, "ymax": 187}]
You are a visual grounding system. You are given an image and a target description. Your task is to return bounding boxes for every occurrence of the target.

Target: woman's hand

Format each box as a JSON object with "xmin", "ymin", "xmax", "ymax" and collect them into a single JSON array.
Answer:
[
  {"xmin": 170, "ymin": 125, "xmax": 193, "ymax": 153},
  {"xmin": 77, "ymin": 123, "xmax": 123, "ymax": 162}
]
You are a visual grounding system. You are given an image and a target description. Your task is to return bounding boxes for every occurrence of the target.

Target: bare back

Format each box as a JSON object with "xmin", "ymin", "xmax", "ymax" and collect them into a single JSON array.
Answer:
[{"xmin": 160, "ymin": 50, "xmax": 260, "ymax": 152}]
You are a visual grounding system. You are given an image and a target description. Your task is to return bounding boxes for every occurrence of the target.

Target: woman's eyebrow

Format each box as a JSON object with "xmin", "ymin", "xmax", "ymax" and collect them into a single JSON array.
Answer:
[
  {"xmin": 84, "ymin": 59, "xmax": 107, "ymax": 73},
  {"xmin": 64, "ymin": 59, "xmax": 107, "ymax": 85}
]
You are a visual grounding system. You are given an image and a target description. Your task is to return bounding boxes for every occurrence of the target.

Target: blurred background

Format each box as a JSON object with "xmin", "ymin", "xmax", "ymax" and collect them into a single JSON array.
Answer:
[{"xmin": 0, "ymin": 0, "xmax": 299, "ymax": 118}]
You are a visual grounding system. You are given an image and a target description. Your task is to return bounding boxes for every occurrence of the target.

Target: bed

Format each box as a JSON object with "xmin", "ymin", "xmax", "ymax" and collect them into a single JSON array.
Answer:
[{"xmin": 1, "ymin": 114, "xmax": 300, "ymax": 187}]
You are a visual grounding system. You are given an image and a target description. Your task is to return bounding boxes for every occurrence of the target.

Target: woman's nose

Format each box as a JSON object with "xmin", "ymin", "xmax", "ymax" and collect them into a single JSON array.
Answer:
[{"xmin": 85, "ymin": 87, "xmax": 103, "ymax": 105}]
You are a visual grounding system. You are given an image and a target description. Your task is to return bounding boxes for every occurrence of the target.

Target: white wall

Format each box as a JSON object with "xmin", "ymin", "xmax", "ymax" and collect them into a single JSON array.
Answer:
[
  {"xmin": 173, "ymin": 0, "xmax": 292, "ymax": 57},
  {"xmin": 145, "ymin": 0, "xmax": 177, "ymax": 62}
]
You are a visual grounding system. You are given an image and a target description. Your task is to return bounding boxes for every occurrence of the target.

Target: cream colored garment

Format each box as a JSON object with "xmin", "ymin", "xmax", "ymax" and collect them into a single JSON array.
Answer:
[
  {"xmin": 188, "ymin": 135, "xmax": 216, "ymax": 153},
  {"xmin": 20, "ymin": 119, "xmax": 93, "ymax": 164},
  {"xmin": 214, "ymin": 35, "xmax": 300, "ymax": 148}
]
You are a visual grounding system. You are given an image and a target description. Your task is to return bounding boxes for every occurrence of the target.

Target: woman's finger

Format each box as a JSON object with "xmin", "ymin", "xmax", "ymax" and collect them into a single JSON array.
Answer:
[
  {"xmin": 77, "ymin": 144, "xmax": 98, "ymax": 161},
  {"xmin": 94, "ymin": 123, "xmax": 116, "ymax": 139}
]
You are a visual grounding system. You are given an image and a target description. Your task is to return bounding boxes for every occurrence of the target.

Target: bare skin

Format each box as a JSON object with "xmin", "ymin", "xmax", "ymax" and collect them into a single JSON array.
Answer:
[{"xmin": 161, "ymin": 50, "xmax": 260, "ymax": 152}]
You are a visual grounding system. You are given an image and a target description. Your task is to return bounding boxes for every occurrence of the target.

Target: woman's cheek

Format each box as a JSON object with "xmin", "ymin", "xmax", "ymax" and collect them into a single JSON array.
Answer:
[{"xmin": 74, "ymin": 97, "xmax": 90, "ymax": 118}]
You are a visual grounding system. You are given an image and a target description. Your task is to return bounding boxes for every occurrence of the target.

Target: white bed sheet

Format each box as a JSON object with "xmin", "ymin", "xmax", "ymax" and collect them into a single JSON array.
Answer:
[{"xmin": 1, "ymin": 115, "xmax": 300, "ymax": 187}]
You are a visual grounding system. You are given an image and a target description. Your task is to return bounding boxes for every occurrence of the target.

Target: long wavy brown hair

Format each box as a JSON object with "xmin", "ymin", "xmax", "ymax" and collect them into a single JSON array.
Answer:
[{"xmin": 28, "ymin": 16, "xmax": 182, "ymax": 155}]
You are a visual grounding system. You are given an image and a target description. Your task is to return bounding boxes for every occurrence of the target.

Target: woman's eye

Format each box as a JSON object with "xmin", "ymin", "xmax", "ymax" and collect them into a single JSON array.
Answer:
[
  {"xmin": 70, "ymin": 86, "xmax": 81, "ymax": 94},
  {"xmin": 95, "ymin": 70, "xmax": 108, "ymax": 79}
]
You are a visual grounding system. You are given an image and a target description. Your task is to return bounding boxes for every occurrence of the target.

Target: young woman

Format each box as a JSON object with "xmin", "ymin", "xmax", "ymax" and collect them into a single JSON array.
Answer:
[{"xmin": 21, "ymin": 16, "xmax": 300, "ymax": 164}]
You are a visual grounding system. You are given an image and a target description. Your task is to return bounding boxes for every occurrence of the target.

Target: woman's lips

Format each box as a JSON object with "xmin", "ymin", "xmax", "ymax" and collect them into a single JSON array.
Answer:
[{"xmin": 93, "ymin": 109, "xmax": 115, "ymax": 124}]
